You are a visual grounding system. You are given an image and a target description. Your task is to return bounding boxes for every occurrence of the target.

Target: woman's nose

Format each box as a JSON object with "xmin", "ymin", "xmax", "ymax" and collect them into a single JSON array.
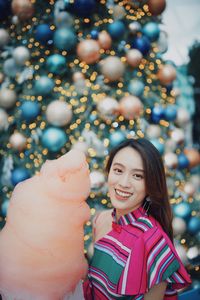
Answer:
[{"xmin": 119, "ymin": 173, "xmax": 131, "ymax": 188}]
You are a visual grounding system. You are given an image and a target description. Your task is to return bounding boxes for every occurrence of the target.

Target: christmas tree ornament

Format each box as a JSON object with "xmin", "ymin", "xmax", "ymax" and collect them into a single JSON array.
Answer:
[
  {"xmin": 100, "ymin": 56, "xmax": 125, "ymax": 81},
  {"xmin": 46, "ymin": 100, "xmax": 72, "ymax": 127},
  {"xmin": 11, "ymin": 167, "xmax": 30, "ymax": 186},
  {"xmin": 41, "ymin": 127, "xmax": 67, "ymax": 152},
  {"xmin": 150, "ymin": 139, "xmax": 165, "ymax": 154},
  {"xmin": 97, "ymin": 97, "xmax": 119, "ymax": 120},
  {"xmin": 170, "ymin": 128, "xmax": 185, "ymax": 144},
  {"xmin": 20, "ymin": 101, "xmax": 40, "ymax": 122},
  {"xmin": 129, "ymin": 21, "xmax": 141, "ymax": 34},
  {"xmin": 157, "ymin": 64, "xmax": 177, "ymax": 85},
  {"xmin": 174, "ymin": 202, "xmax": 191, "ymax": 220},
  {"xmin": 46, "ymin": 54, "xmax": 67, "ymax": 75},
  {"xmin": 188, "ymin": 217, "xmax": 200, "ymax": 235},
  {"xmin": 0, "ymin": 88, "xmax": 17, "ymax": 109},
  {"xmin": 128, "ymin": 79, "xmax": 145, "ymax": 96},
  {"xmin": 9, "ymin": 132, "xmax": 27, "ymax": 151},
  {"xmin": 172, "ymin": 217, "xmax": 186, "ymax": 235},
  {"xmin": 110, "ymin": 131, "xmax": 125, "ymax": 147},
  {"xmin": 164, "ymin": 152, "xmax": 178, "ymax": 168},
  {"xmin": 151, "ymin": 105, "xmax": 165, "ymax": 123},
  {"xmin": 54, "ymin": 11, "xmax": 74, "ymax": 28},
  {"xmin": 131, "ymin": 36, "xmax": 151, "ymax": 55},
  {"xmin": 35, "ymin": 24, "xmax": 53, "ymax": 45},
  {"xmin": 34, "ymin": 76, "xmax": 55, "ymax": 96},
  {"xmin": 90, "ymin": 29, "xmax": 99, "ymax": 39},
  {"xmin": 108, "ymin": 21, "xmax": 126, "ymax": 40},
  {"xmin": 112, "ymin": 5, "xmax": 126, "ymax": 20},
  {"xmin": 69, "ymin": 0, "xmax": 97, "ymax": 17},
  {"xmin": 3, "ymin": 58, "xmax": 21, "ymax": 78},
  {"xmin": 164, "ymin": 105, "xmax": 177, "ymax": 121},
  {"xmin": 119, "ymin": 95, "xmax": 143, "ymax": 120},
  {"xmin": 146, "ymin": 124, "xmax": 161, "ymax": 139},
  {"xmin": 54, "ymin": 28, "xmax": 77, "ymax": 51},
  {"xmin": 90, "ymin": 170, "xmax": 105, "ymax": 190},
  {"xmin": 178, "ymin": 153, "xmax": 189, "ymax": 169},
  {"xmin": 0, "ymin": 108, "xmax": 9, "ymax": 131},
  {"xmin": 12, "ymin": 46, "xmax": 30, "ymax": 66},
  {"xmin": 147, "ymin": 0, "xmax": 166, "ymax": 16},
  {"xmin": 175, "ymin": 107, "xmax": 190, "ymax": 126},
  {"xmin": 183, "ymin": 182, "xmax": 195, "ymax": 196},
  {"xmin": 126, "ymin": 49, "xmax": 143, "ymax": 68},
  {"xmin": 77, "ymin": 39, "xmax": 100, "ymax": 64},
  {"xmin": 0, "ymin": 28, "xmax": 9, "ymax": 48},
  {"xmin": 11, "ymin": 0, "xmax": 34, "ymax": 21},
  {"xmin": 98, "ymin": 31, "xmax": 112, "ymax": 50},
  {"xmin": 142, "ymin": 21, "xmax": 160, "ymax": 41},
  {"xmin": 184, "ymin": 148, "xmax": 200, "ymax": 168}
]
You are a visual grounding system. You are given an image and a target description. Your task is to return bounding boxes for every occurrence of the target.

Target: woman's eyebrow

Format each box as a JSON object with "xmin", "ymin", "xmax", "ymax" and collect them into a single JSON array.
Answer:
[{"xmin": 113, "ymin": 163, "xmax": 144, "ymax": 172}]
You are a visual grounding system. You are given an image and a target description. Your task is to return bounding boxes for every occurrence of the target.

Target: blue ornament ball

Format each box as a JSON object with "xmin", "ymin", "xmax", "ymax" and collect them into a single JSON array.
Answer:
[
  {"xmin": 164, "ymin": 105, "xmax": 177, "ymax": 121},
  {"xmin": 53, "ymin": 28, "xmax": 77, "ymax": 51},
  {"xmin": 128, "ymin": 79, "xmax": 145, "ymax": 97},
  {"xmin": 0, "ymin": 0, "xmax": 11, "ymax": 20},
  {"xmin": 131, "ymin": 36, "xmax": 151, "ymax": 55},
  {"xmin": 20, "ymin": 101, "xmax": 40, "ymax": 122},
  {"xmin": 108, "ymin": 21, "xmax": 126, "ymax": 40},
  {"xmin": 70, "ymin": 0, "xmax": 96, "ymax": 17},
  {"xmin": 110, "ymin": 131, "xmax": 125, "ymax": 147},
  {"xmin": 151, "ymin": 106, "xmax": 165, "ymax": 123},
  {"xmin": 41, "ymin": 127, "xmax": 67, "ymax": 152},
  {"xmin": 1, "ymin": 199, "xmax": 9, "ymax": 216},
  {"xmin": 46, "ymin": 54, "xmax": 67, "ymax": 75},
  {"xmin": 173, "ymin": 202, "xmax": 191, "ymax": 220},
  {"xmin": 35, "ymin": 24, "xmax": 53, "ymax": 45},
  {"xmin": 142, "ymin": 22, "xmax": 160, "ymax": 41},
  {"xmin": 150, "ymin": 139, "xmax": 165, "ymax": 155},
  {"xmin": 188, "ymin": 217, "xmax": 200, "ymax": 235},
  {"xmin": 178, "ymin": 153, "xmax": 189, "ymax": 169},
  {"xmin": 11, "ymin": 167, "xmax": 30, "ymax": 186},
  {"xmin": 90, "ymin": 29, "xmax": 99, "ymax": 39},
  {"xmin": 34, "ymin": 76, "xmax": 54, "ymax": 95}
]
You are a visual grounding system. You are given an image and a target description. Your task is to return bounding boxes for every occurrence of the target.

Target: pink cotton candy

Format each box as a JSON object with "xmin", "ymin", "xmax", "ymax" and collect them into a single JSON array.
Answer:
[{"xmin": 0, "ymin": 149, "xmax": 91, "ymax": 300}]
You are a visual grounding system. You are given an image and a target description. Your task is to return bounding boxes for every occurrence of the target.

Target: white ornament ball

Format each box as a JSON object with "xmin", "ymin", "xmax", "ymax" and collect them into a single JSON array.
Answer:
[
  {"xmin": 97, "ymin": 97, "xmax": 119, "ymax": 120},
  {"xmin": 0, "ymin": 89, "xmax": 17, "ymax": 109},
  {"xmin": 146, "ymin": 124, "xmax": 161, "ymax": 139},
  {"xmin": 164, "ymin": 152, "xmax": 178, "ymax": 168},
  {"xmin": 100, "ymin": 56, "xmax": 125, "ymax": 81},
  {"xmin": 184, "ymin": 182, "xmax": 195, "ymax": 196},
  {"xmin": 71, "ymin": 141, "xmax": 88, "ymax": 154},
  {"xmin": 90, "ymin": 171, "xmax": 105, "ymax": 190},
  {"xmin": 171, "ymin": 128, "xmax": 185, "ymax": 144},
  {"xmin": 0, "ymin": 108, "xmax": 9, "ymax": 131},
  {"xmin": 187, "ymin": 246, "xmax": 199, "ymax": 261},
  {"xmin": 165, "ymin": 138, "xmax": 177, "ymax": 153},
  {"xmin": 9, "ymin": 132, "xmax": 27, "ymax": 151},
  {"xmin": 190, "ymin": 175, "xmax": 200, "ymax": 190},
  {"xmin": 113, "ymin": 5, "xmax": 126, "ymax": 20},
  {"xmin": 175, "ymin": 243, "xmax": 188, "ymax": 266},
  {"xmin": 46, "ymin": 100, "xmax": 72, "ymax": 127},
  {"xmin": 126, "ymin": 49, "xmax": 143, "ymax": 68},
  {"xmin": 54, "ymin": 11, "xmax": 74, "ymax": 28},
  {"xmin": 176, "ymin": 107, "xmax": 190, "ymax": 127},
  {"xmin": 3, "ymin": 58, "xmax": 21, "ymax": 78},
  {"xmin": 0, "ymin": 29, "xmax": 9, "ymax": 48},
  {"xmin": 13, "ymin": 46, "xmax": 30, "ymax": 66},
  {"xmin": 172, "ymin": 217, "xmax": 186, "ymax": 235},
  {"xmin": 129, "ymin": 21, "xmax": 141, "ymax": 34}
]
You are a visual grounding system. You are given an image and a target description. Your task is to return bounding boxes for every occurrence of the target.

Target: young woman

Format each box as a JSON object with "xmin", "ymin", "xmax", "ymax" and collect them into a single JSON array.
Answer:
[{"xmin": 84, "ymin": 138, "xmax": 191, "ymax": 300}]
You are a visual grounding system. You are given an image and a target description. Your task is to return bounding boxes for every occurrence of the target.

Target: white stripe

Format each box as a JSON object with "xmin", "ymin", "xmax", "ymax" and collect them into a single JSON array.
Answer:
[
  {"xmin": 92, "ymin": 275, "xmax": 123, "ymax": 298},
  {"xmin": 95, "ymin": 244, "xmax": 126, "ymax": 266},
  {"xmin": 138, "ymin": 217, "xmax": 153, "ymax": 227},
  {"xmin": 121, "ymin": 251, "xmax": 131, "ymax": 294},
  {"xmin": 149, "ymin": 246, "xmax": 171, "ymax": 286},
  {"xmin": 104, "ymin": 235, "xmax": 131, "ymax": 253},
  {"xmin": 147, "ymin": 238, "xmax": 165, "ymax": 267},
  {"xmin": 173, "ymin": 271, "xmax": 184, "ymax": 283}
]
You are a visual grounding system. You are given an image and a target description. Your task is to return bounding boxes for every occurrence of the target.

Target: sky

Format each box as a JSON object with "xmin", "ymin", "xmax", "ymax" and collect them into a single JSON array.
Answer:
[{"xmin": 162, "ymin": 0, "xmax": 200, "ymax": 65}]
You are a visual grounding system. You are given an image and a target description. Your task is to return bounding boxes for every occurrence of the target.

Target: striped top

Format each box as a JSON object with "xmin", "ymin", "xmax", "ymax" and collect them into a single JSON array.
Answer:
[{"xmin": 83, "ymin": 206, "xmax": 191, "ymax": 300}]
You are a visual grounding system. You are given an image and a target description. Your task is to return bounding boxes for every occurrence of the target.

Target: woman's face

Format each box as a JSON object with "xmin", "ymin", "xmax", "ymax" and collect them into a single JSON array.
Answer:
[{"xmin": 108, "ymin": 146, "xmax": 146, "ymax": 218}]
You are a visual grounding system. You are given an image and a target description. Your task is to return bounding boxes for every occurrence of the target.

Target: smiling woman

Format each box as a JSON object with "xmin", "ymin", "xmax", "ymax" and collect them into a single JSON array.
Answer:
[{"xmin": 83, "ymin": 138, "xmax": 191, "ymax": 300}]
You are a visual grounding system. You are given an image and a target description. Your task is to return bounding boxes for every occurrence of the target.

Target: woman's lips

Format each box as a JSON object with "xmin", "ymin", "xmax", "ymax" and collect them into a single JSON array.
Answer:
[{"xmin": 114, "ymin": 188, "xmax": 133, "ymax": 200}]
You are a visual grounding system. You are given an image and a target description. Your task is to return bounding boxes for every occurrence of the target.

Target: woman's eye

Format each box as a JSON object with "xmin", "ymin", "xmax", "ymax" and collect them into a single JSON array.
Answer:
[
  {"xmin": 114, "ymin": 168, "xmax": 122, "ymax": 174},
  {"xmin": 133, "ymin": 174, "xmax": 143, "ymax": 180}
]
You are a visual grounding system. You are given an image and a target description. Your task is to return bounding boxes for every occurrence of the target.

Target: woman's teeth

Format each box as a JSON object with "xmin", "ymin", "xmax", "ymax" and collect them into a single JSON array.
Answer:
[{"xmin": 115, "ymin": 189, "xmax": 133, "ymax": 198}]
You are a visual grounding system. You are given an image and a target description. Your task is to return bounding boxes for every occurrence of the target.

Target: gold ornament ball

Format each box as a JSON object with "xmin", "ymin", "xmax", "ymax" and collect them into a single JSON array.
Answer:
[
  {"xmin": 157, "ymin": 64, "xmax": 176, "ymax": 85},
  {"xmin": 147, "ymin": 0, "xmax": 166, "ymax": 16},
  {"xmin": 126, "ymin": 49, "xmax": 143, "ymax": 68},
  {"xmin": 98, "ymin": 31, "xmax": 112, "ymax": 50},
  {"xmin": 184, "ymin": 148, "xmax": 200, "ymax": 168},
  {"xmin": 77, "ymin": 39, "xmax": 100, "ymax": 64},
  {"xmin": 119, "ymin": 95, "xmax": 143, "ymax": 120},
  {"xmin": 12, "ymin": 0, "xmax": 34, "ymax": 21},
  {"xmin": 100, "ymin": 56, "xmax": 125, "ymax": 82}
]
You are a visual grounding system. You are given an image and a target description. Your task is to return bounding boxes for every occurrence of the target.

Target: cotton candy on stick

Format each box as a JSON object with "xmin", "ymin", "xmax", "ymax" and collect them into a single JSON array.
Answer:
[{"xmin": 0, "ymin": 149, "xmax": 91, "ymax": 300}]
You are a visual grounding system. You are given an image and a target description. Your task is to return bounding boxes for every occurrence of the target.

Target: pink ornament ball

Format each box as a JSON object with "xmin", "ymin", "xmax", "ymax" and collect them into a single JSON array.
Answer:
[
  {"xmin": 98, "ymin": 31, "xmax": 112, "ymax": 50},
  {"xmin": 77, "ymin": 39, "xmax": 100, "ymax": 64},
  {"xmin": 157, "ymin": 64, "xmax": 176, "ymax": 85},
  {"xmin": 119, "ymin": 95, "xmax": 143, "ymax": 120},
  {"xmin": 126, "ymin": 49, "xmax": 143, "ymax": 68},
  {"xmin": 12, "ymin": 0, "xmax": 34, "ymax": 21}
]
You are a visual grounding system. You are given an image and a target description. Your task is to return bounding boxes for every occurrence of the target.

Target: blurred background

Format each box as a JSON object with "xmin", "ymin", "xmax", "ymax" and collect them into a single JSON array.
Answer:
[{"xmin": 0, "ymin": 0, "xmax": 199, "ymax": 298}]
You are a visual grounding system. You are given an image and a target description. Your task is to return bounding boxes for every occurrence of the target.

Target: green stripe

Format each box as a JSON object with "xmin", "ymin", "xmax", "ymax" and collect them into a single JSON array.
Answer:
[
  {"xmin": 149, "ymin": 244, "xmax": 169, "ymax": 276},
  {"xmin": 138, "ymin": 217, "xmax": 153, "ymax": 228},
  {"xmin": 91, "ymin": 248, "xmax": 124, "ymax": 284},
  {"xmin": 162, "ymin": 258, "xmax": 180, "ymax": 280}
]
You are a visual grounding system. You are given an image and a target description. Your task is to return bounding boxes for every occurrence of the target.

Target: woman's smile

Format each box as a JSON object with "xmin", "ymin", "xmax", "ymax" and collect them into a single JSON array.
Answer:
[{"xmin": 114, "ymin": 188, "xmax": 133, "ymax": 200}]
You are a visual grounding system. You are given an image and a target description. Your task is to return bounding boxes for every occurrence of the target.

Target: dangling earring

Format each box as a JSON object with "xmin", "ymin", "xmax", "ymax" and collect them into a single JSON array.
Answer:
[{"xmin": 143, "ymin": 196, "xmax": 151, "ymax": 215}]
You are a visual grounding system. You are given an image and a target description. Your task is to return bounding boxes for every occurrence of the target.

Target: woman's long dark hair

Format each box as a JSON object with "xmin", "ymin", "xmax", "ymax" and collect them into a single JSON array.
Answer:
[{"xmin": 106, "ymin": 138, "xmax": 174, "ymax": 242}]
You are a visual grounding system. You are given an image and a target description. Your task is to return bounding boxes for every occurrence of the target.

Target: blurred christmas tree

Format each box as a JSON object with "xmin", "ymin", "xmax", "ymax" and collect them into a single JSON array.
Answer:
[{"xmin": 0, "ymin": 0, "xmax": 200, "ymax": 288}]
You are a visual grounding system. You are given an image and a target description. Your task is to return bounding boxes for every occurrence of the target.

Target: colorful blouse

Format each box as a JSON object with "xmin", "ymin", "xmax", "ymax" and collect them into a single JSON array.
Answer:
[{"xmin": 83, "ymin": 206, "xmax": 191, "ymax": 300}]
